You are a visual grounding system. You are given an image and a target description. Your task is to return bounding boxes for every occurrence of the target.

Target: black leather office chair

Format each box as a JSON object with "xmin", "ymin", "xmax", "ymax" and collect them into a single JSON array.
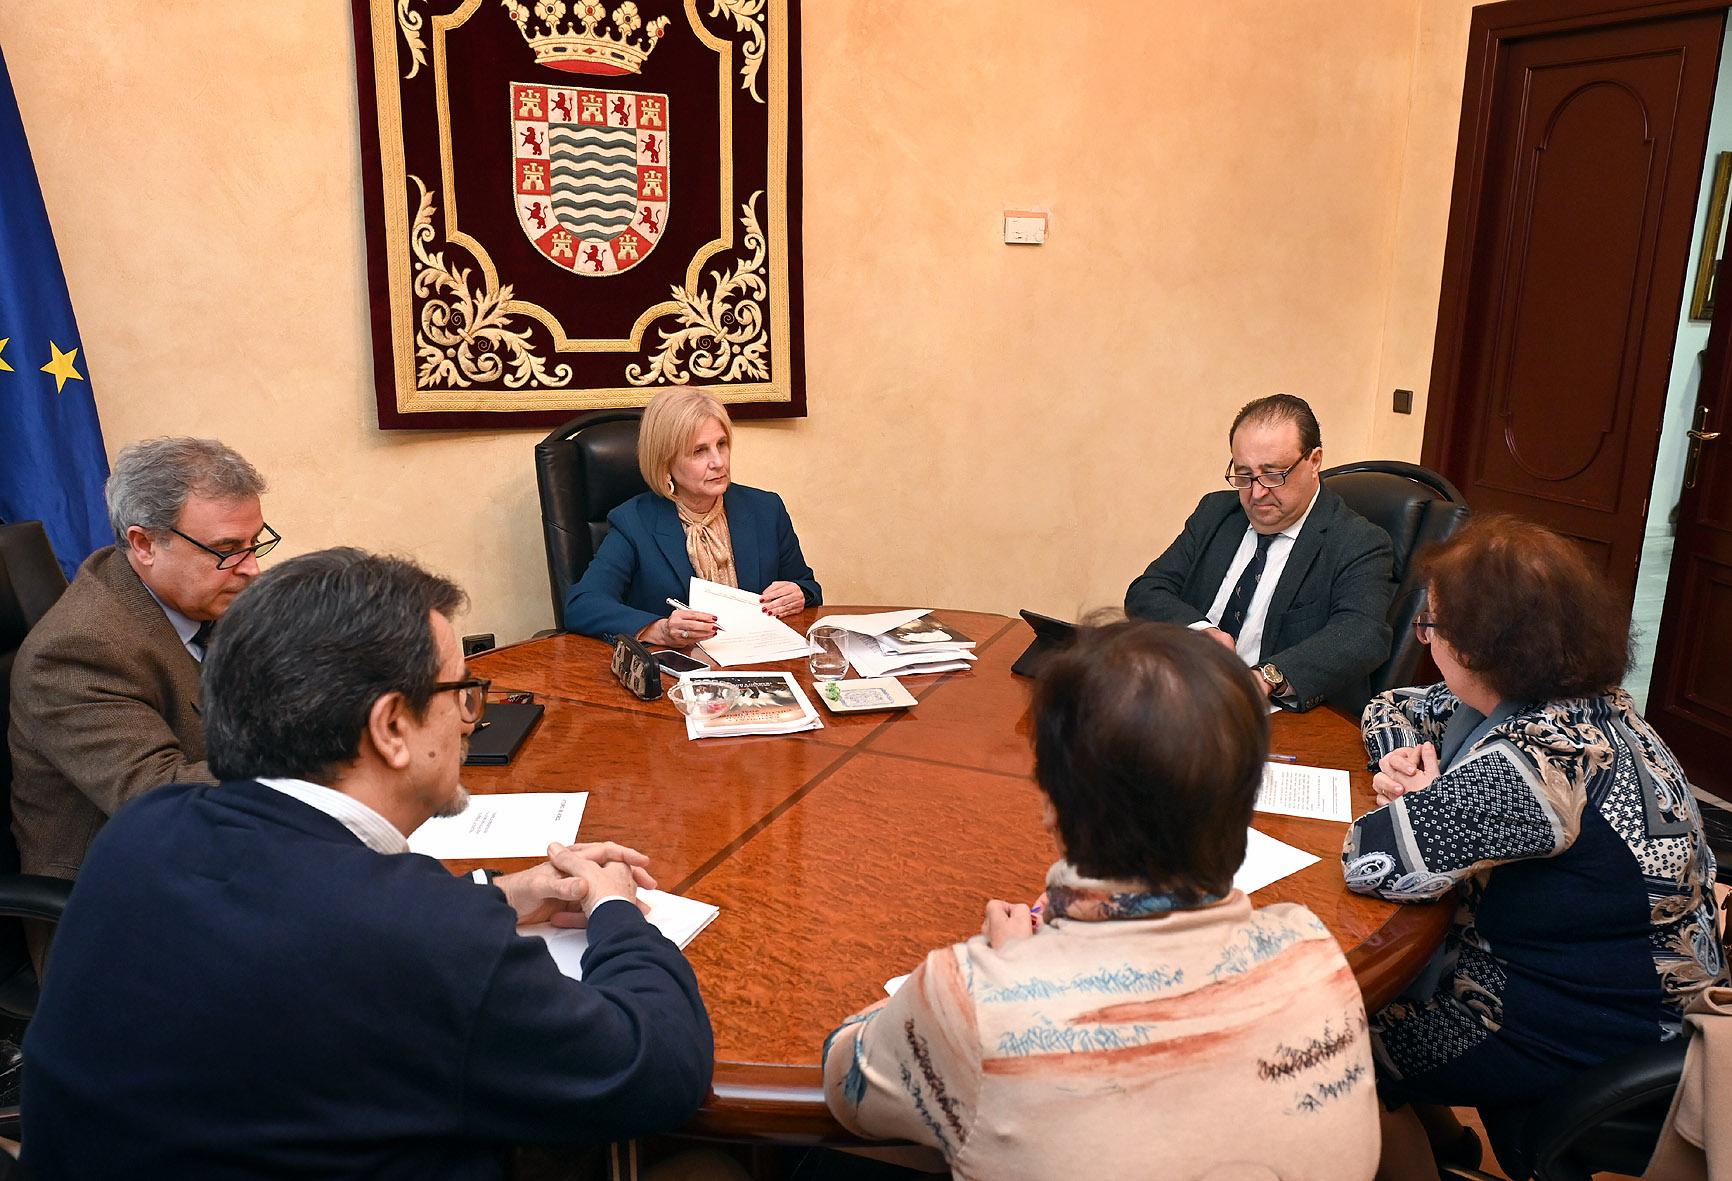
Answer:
[
  {"xmin": 0, "ymin": 522, "xmax": 79, "ymax": 1136},
  {"xmin": 1321, "ymin": 461, "xmax": 1469, "ymax": 712},
  {"xmin": 534, "ymin": 409, "xmax": 649, "ymax": 629}
]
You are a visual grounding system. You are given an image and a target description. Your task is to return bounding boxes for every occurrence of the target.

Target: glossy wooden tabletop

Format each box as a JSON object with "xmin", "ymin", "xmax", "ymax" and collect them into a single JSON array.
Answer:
[{"xmin": 461, "ymin": 608, "xmax": 1450, "ymax": 1141}]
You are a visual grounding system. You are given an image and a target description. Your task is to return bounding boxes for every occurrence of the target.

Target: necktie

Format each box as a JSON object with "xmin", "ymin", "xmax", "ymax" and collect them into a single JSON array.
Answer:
[
  {"xmin": 190, "ymin": 620, "xmax": 215, "ymax": 662},
  {"xmin": 1219, "ymin": 533, "xmax": 1277, "ymax": 642}
]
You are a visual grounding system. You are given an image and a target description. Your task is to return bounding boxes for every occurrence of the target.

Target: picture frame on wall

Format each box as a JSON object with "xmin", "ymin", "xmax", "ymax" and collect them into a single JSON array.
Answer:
[
  {"xmin": 1689, "ymin": 151, "xmax": 1732, "ymax": 322},
  {"xmin": 350, "ymin": 0, "xmax": 807, "ymax": 429}
]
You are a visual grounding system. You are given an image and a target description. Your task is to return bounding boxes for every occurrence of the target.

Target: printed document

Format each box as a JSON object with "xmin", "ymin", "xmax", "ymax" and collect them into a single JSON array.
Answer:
[
  {"xmin": 1255, "ymin": 763, "xmax": 1354, "ymax": 822},
  {"xmin": 809, "ymin": 608, "xmax": 929, "ymax": 636},
  {"xmin": 1232, "ymin": 828, "xmax": 1321, "ymax": 894},
  {"xmin": 526, "ymin": 889, "xmax": 720, "ymax": 980},
  {"xmin": 689, "ymin": 577, "xmax": 811, "ymax": 666},
  {"xmin": 407, "ymin": 792, "xmax": 587, "ymax": 858}
]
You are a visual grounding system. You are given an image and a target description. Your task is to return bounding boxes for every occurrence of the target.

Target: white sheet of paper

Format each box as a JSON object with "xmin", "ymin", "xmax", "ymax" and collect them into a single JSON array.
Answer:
[
  {"xmin": 840, "ymin": 632, "xmax": 977, "ymax": 678},
  {"xmin": 885, "ymin": 973, "xmax": 910, "ymax": 996},
  {"xmin": 525, "ymin": 889, "xmax": 720, "ymax": 980},
  {"xmin": 406, "ymin": 792, "xmax": 587, "ymax": 858},
  {"xmin": 689, "ymin": 577, "xmax": 811, "ymax": 666},
  {"xmin": 1255, "ymin": 763, "xmax": 1354, "ymax": 822},
  {"xmin": 810, "ymin": 608, "xmax": 929, "ymax": 636},
  {"xmin": 1232, "ymin": 828, "xmax": 1322, "ymax": 894}
]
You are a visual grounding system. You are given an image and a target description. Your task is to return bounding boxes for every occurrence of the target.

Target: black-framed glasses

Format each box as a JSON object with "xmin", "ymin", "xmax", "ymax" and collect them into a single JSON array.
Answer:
[
  {"xmin": 1224, "ymin": 459, "xmax": 1306, "ymax": 490},
  {"xmin": 1413, "ymin": 615, "xmax": 1436, "ymax": 643},
  {"xmin": 431, "ymin": 677, "xmax": 491, "ymax": 724},
  {"xmin": 169, "ymin": 522, "xmax": 281, "ymax": 570}
]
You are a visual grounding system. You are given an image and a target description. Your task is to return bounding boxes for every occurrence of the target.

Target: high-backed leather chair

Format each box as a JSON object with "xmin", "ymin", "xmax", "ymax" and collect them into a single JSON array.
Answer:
[
  {"xmin": 1320, "ymin": 461, "xmax": 1469, "ymax": 712},
  {"xmin": 534, "ymin": 409, "xmax": 649, "ymax": 629}
]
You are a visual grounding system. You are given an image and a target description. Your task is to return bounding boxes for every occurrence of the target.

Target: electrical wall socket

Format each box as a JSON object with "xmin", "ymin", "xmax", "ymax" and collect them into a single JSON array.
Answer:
[
  {"xmin": 1392, "ymin": 389, "xmax": 1414, "ymax": 415},
  {"xmin": 462, "ymin": 633, "xmax": 496, "ymax": 657}
]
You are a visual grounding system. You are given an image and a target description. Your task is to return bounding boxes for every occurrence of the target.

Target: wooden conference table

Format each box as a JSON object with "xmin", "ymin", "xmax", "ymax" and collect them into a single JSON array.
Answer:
[{"xmin": 459, "ymin": 608, "xmax": 1450, "ymax": 1142}]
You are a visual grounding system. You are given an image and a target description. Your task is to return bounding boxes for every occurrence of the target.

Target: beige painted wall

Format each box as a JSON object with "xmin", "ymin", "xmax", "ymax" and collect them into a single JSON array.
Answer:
[{"xmin": 1, "ymin": 1, "xmax": 1483, "ymax": 644}]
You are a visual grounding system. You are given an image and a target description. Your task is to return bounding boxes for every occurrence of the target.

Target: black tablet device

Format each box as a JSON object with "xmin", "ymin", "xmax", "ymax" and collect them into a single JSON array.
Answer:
[{"xmin": 1011, "ymin": 610, "xmax": 1079, "ymax": 678}]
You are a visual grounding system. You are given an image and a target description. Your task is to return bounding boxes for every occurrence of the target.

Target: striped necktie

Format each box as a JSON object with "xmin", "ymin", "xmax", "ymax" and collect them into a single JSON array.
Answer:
[{"xmin": 1219, "ymin": 532, "xmax": 1277, "ymax": 642}]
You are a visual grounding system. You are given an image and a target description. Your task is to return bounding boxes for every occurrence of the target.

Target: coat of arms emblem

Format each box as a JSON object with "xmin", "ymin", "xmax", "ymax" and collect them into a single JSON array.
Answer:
[{"xmin": 512, "ymin": 83, "xmax": 669, "ymax": 275}]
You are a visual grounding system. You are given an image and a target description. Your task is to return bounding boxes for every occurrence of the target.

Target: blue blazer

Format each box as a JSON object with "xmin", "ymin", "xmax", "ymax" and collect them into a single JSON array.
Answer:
[{"xmin": 564, "ymin": 483, "xmax": 822, "ymax": 639}]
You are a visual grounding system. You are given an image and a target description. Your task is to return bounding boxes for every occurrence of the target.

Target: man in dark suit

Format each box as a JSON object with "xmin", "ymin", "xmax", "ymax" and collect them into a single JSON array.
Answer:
[
  {"xmin": 22, "ymin": 549, "xmax": 713, "ymax": 1177},
  {"xmin": 1125, "ymin": 395, "xmax": 1395, "ymax": 712},
  {"xmin": 8, "ymin": 436, "xmax": 274, "ymax": 885}
]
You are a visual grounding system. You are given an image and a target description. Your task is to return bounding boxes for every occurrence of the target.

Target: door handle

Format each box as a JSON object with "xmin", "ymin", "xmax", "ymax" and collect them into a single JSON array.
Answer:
[{"xmin": 1686, "ymin": 406, "xmax": 1717, "ymax": 489}]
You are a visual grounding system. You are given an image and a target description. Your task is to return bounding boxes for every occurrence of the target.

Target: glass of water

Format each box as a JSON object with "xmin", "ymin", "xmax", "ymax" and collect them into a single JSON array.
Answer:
[{"xmin": 807, "ymin": 625, "xmax": 850, "ymax": 682}]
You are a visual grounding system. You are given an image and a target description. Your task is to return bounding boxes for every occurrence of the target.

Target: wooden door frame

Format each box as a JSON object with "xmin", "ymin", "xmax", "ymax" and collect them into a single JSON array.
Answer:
[{"xmin": 1422, "ymin": 0, "xmax": 1732, "ymax": 479}]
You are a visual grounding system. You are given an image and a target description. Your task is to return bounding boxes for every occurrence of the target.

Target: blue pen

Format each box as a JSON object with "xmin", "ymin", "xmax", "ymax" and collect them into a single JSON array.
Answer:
[{"xmin": 1269, "ymin": 753, "xmax": 1299, "ymax": 763}]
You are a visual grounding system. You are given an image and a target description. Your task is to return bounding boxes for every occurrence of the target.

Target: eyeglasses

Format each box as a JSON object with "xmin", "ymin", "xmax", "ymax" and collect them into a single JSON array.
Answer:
[
  {"xmin": 1224, "ymin": 458, "xmax": 1308, "ymax": 490},
  {"xmin": 430, "ymin": 677, "xmax": 491, "ymax": 724},
  {"xmin": 1413, "ymin": 615, "xmax": 1436, "ymax": 643},
  {"xmin": 169, "ymin": 523, "xmax": 281, "ymax": 570}
]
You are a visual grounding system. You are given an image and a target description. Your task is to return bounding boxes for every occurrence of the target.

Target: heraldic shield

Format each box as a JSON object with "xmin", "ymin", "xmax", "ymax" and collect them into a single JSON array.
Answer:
[{"xmin": 512, "ymin": 83, "xmax": 669, "ymax": 275}]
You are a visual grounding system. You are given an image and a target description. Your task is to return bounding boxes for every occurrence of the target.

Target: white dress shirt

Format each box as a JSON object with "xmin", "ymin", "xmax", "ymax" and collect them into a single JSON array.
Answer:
[
  {"xmin": 1190, "ymin": 485, "xmax": 1321, "ymax": 667},
  {"xmin": 256, "ymin": 777, "xmax": 410, "ymax": 854},
  {"xmin": 256, "ymin": 778, "xmax": 631, "ymax": 916}
]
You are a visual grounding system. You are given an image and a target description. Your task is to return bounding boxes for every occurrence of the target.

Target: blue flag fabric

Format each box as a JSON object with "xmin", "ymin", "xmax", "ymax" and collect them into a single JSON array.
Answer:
[{"xmin": 0, "ymin": 44, "xmax": 110, "ymax": 580}]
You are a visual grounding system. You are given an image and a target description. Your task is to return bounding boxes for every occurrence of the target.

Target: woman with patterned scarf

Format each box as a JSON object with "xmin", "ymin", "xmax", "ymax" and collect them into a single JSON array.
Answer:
[
  {"xmin": 821, "ymin": 621, "xmax": 1380, "ymax": 1180},
  {"xmin": 563, "ymin": 385, "xmax": 821, "ymax": 644},
  {"xmin": 1345, "ymin": 514, "xmax": 1726, "ymax": 1180}
]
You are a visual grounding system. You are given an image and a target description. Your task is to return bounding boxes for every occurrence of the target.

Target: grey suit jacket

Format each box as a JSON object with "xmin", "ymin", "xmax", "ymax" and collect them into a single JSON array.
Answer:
[
  {"xmin": 1123, "ymin": 485, "xmax": 1396, "ymax": 711},
  {"xmin": 7, "ymin": 546, "xmax": 214, "ymax": 880}
]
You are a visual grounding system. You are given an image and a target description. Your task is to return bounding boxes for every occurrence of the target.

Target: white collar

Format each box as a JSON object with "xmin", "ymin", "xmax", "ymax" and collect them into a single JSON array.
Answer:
[{"xmin": 255, "ymin": 778, "xmax": 410, "ymax": 855}]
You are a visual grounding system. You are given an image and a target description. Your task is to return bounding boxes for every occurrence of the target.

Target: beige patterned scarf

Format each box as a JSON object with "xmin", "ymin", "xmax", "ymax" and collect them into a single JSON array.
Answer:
[{"xmin": 676, "ymin": 496, "xmax": 736, "ymax": 587}]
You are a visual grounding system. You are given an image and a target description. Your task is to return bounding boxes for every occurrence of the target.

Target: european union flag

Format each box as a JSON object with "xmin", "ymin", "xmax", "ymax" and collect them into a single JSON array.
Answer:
[{"xmin": 0, "ymin": 44, "xmax": 109, "ymax": 580}]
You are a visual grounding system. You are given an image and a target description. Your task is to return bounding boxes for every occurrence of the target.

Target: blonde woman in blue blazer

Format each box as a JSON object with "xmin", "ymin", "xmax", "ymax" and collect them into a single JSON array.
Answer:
[{"xmin": 564, "ymin": 387, "xmax": 821, "ymax": 644}]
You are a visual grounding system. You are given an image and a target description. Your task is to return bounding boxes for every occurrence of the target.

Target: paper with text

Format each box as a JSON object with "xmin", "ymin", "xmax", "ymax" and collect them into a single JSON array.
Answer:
[
  {"xmin": 689, "ymin": 577, "xmax": 811, "ymax": 666},
  {"xmin": 809, "ymin": 608, "xmax": 929, "ymax": 636},
  {"xmin": 407, "ymin": 792, "xmax": 587, "ymax": 858},
  {"xmin": 526, "ymin": 889, "xmax": 720, "ymax": 980},
  {"xmin": 1255, "ymin": 763, "xmax": 1354, "ymax": 823}
]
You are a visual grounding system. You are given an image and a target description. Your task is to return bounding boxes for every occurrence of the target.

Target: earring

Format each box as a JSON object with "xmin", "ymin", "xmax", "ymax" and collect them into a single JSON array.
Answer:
[{"xmin": 665, "ymin": 477, "xmax": 675, "ymax": 495}]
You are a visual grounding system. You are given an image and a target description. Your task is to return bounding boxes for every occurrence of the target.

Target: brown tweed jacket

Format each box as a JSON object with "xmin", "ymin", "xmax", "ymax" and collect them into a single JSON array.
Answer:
[{"xmin": 7, "ymin": 546, "xmax": 214, "ymax": 880}]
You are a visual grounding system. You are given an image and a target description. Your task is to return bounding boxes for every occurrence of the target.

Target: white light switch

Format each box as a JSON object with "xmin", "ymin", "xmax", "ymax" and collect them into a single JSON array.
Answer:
[{"xmin": 1003, "ymin": 210, "xmax": 1048, "ymax": 245}]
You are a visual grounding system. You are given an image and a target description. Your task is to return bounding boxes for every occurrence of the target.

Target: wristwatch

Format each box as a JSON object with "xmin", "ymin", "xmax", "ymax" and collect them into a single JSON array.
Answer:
[
  {"xmin": 470, "ymin": 868, "xmax": 504, "ymax": 887},
  {"xmin": 1259, "ymin": 663, "xmax": 1286, "ymax": 691}
]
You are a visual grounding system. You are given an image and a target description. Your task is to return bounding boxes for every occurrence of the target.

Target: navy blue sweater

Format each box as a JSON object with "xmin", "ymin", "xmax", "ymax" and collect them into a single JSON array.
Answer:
[{"xmin": 22, "ymin": 780, "xmax": 713, "ymax": 1178}]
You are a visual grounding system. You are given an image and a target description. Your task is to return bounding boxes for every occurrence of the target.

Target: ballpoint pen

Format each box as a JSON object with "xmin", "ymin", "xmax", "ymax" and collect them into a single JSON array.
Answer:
[
  {"xmin": 666, "ymin": 597, "xmax": 722, "ymax": 632},
  {"xmin": 1268, "ymin": 753, "xmax": 1298, "ymax": 763}
]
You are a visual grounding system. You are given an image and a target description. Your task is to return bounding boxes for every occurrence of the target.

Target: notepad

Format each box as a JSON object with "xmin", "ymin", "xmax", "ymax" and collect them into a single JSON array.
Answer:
[
  {"xmin": 406, "ymin": 792, "xmax": 587, "ymax": 858},
  {"xmin": 525, "ymin": 889, "xmax": 720, "ymax": 980}
]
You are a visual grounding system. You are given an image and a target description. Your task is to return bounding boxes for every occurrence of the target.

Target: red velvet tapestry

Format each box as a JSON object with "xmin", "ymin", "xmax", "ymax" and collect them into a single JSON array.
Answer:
[{"xmin": 351, "ymin": 0, "xmax": 804, "ymax": 428}]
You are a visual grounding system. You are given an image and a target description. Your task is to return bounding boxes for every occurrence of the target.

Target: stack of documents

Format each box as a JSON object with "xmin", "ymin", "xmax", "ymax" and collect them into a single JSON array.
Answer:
[
  {"xmin": 407, "ymin": 792, "xmax": 588, "ymax": 858},
  {"xmin": 684, "ymin": 671, "xmax": 822, "ymax": 740},
  {"xmin": 1254, "ymin": 762, "xmax": 1354, "ymax": 822},
  {"xmin": 812, "ymin": 609, "xmax": 978, "ymax": 678},
  {"xmin": 526, "ymin": 889, "xmax": 720, "ymax": 980},
  {"xmin": 689, "ymin": 577, "xmax": 811, "ymax": 667}
]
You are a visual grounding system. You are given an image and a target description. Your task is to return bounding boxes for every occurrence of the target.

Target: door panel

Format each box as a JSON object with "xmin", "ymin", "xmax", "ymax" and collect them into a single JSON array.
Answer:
[
  {"xmin": 1424, "ymin": 9, "xmax": 1725, "ymax": 608},
  {"xmin": 1649, "ymin": 262, "xmax": 1732, "ymax": 797}
]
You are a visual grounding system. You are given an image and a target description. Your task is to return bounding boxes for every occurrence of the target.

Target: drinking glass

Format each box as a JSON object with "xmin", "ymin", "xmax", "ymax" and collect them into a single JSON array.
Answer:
[{"xmin": 807, "ymin": 625, "xmax": 850, "ymax": 682}]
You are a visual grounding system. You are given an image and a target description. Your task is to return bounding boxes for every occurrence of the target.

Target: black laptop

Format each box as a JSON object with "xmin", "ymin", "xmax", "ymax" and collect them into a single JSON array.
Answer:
[
  {"xmin": 1010, "ymin": 610, "xmax": 1079, "ymax": 678},
  {"xmin": 463, "ymin": 701, "xmax": 545, "ymax": 766}
]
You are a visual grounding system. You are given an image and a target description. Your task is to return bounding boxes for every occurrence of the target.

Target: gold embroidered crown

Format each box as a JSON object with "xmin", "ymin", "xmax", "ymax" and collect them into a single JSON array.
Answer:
[{"xmin": 502, "ymin": 0, "xmax": 670, "ymax": 76}]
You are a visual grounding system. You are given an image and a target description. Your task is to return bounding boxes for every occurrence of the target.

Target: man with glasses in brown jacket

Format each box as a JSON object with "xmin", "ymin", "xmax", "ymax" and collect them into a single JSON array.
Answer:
[
  {"xmin": 1125, "ymin": 394, "xmax": 1396, "ymax": 712},
  {"xmin": 8, "ymin": 435, "xmax": 276, "ymax": 894}
]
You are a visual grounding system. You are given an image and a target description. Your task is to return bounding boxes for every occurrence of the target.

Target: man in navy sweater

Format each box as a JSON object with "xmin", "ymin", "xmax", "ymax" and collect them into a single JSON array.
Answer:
[{"xmin": 21, "ymin": 548, "xmax": 714, "ymax": 1178}]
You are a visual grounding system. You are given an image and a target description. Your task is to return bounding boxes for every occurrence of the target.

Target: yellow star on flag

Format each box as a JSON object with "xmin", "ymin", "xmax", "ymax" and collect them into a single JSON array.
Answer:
[
  {"xmin": 0, "ymin": 338, "xmax": 11, "ymax": 372},
  {"xmin": 40, "ymin": 341, "xmax": 83, "ymax": 393}
]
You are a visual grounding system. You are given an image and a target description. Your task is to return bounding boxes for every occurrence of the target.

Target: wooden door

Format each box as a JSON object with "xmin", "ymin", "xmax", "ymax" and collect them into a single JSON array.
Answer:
[
  {"xmin": 1423, "ymin": 2, "xmax": 1726, "ymax": 608},
  {"xmin": 1648, "ymin": 259, "xmax": 1732, "ymax": 797}
]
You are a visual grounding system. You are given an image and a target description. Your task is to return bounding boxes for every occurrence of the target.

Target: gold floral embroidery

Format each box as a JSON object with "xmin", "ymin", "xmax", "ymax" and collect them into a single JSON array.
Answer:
[
  {"xmin": 626, "ymin": 190, "xmax": 768, "ymax": 385},
  {"xmin": 408, "ymin": 176, "xmax": 575, "ymax": 389},
  {"xmin": 709, "ymin": 0, "xmax": 767, "ymax": 103},
  {"xmin": 397, "ymin": 0, "xmax": 429, "ymax": 79}
]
